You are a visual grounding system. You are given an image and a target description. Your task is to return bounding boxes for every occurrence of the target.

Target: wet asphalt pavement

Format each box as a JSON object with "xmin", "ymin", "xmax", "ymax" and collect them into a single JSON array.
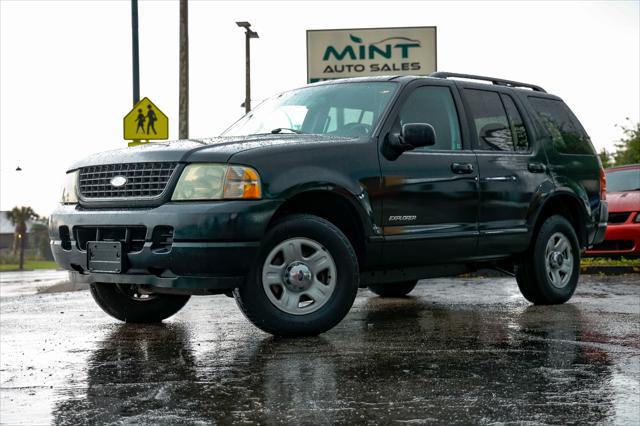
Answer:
[{"xmin": 1, "ymin": 272, "xmax": 639, "ymax": 425}]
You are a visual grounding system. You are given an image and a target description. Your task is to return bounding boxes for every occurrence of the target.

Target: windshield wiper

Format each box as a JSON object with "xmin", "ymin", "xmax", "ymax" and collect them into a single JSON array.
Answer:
[{"xmin": 271, "ymin": 127, "xmax": 305, "ymax": 134}]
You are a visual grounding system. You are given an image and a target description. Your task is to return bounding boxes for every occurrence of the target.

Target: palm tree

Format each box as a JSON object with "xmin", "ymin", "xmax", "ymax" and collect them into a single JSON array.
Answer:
[{"xmin": 6, "ymin": 206, "xmax": 39, "ymax": 270}]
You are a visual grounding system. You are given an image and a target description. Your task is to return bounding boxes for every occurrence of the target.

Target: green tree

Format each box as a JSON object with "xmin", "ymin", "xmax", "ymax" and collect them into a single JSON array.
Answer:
[
  {"xmin": 612, "ymin": 119, "xmax": 640, "ymax": 166},
  {"xmin": 598, "ymin": 148, "xmax": 613, "ymax": 168},
  {"xmin": 5, "ymin": 206, "xmax": 39, "ymax": 270}
]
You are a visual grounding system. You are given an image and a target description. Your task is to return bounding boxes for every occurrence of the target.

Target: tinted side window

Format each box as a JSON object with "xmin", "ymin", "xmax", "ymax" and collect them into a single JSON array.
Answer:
[
  {"xmin": 397, "ymin": 86, "xmax": 462, "ymax": 150},
  {"xmin": 501, "ymin": 94, "xmax": 529, "ymax": 152},
  {"xmin": 529, "ymin": 97, "xmax": 594, "ymax": 155},
  {"xmin": 464, "ymin": 89, "xmax": 513, "ymax": 151}
]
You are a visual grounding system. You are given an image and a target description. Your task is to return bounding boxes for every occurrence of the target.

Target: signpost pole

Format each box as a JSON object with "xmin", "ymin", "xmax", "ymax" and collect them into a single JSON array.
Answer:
[
  {"xmin": 179, "ymin": 0, "xmax": 189, "ymax": 139},
  {"xmin": 131, "ymin": 0, "xmax": 140, "ymax": 106}
]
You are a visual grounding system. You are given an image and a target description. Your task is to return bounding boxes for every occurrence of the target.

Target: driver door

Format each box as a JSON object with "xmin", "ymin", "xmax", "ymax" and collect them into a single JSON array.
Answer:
[{"xmin": 377, "ymin": 82, "xmax": 479, "ymax": 268}]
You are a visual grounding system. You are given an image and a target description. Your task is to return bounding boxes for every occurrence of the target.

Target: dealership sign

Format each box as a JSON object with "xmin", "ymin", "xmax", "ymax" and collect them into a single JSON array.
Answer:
[{"xmin": 307, "ymin": 27, "xmax": 437, "ymax": 83}]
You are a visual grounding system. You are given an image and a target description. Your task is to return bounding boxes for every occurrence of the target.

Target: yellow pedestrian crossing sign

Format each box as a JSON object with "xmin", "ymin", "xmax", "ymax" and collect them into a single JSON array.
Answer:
[{"xmin": 124, "ymin": 97, "xmax": 168, "ymax": 141}]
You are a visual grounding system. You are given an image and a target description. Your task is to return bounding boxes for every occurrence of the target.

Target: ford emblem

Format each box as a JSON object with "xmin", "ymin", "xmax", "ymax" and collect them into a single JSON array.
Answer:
[{"xmin": 110, "ymin": 176, "xmax": 127, "ymax": 188}]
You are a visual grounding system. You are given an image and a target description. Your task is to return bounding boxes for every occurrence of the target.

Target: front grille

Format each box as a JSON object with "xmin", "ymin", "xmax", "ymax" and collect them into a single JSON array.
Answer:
[
  {"xmin": 75, "ymin": 226, "xmax": 147, "ymax": 253},
  {"xmin": 607, "ymin": 212, "xmax": 631, "ymax": 225},
  {"xmin": 78, "ymin": 162, "xmax": 178, "ymax": 199}
]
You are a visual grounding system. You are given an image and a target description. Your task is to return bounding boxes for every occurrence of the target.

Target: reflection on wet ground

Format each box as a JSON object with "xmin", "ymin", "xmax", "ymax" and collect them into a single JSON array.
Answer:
[{"xmin": 1, "ymin": 274, "xmax": 639, "ymax": 424}]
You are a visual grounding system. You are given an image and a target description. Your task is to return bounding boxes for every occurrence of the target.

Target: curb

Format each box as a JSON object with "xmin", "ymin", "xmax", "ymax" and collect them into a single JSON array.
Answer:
[
  {"xmin": 580, "ymin": 265, "xmax": 640, "ymax": 275},
  {"xmin": 37, "ymin": 281, "xmax": 89, "ymax": 294}
]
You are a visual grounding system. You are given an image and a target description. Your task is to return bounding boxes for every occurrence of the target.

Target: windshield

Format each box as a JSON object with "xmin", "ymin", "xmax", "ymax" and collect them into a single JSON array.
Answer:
[
  {"xmin": 223, "ymin": 82, "xmax": 398, "ymax": 137},
  {"xmin": 606, "ymin": 168, "xmax": 640, "ymax": 192}
]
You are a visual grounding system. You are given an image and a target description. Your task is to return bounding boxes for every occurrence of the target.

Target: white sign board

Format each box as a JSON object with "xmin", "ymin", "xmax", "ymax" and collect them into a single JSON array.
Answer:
[{"xmin": 307, "ymin": 27, "xmax": 437, "ymax": 83}]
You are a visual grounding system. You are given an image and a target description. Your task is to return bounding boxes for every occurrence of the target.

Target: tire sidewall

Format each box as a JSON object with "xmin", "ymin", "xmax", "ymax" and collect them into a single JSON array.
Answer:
[
  {"xmin": 90, "ymin": 283, "xmax": 190, "ymax": 323},
  {"xmin": 369, "ymin": 281, "xmax": 417, "ymax": 297},
  {"xmin": 235, "ymin": 215, "xmax": 359, "ymax": 336},
  {"xmin": 532, "ymin": 216, "xmax": 581, "ymax": 303}
]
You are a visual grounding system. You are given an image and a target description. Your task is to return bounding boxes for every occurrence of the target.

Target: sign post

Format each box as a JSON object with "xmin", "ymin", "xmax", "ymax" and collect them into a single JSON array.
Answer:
[
  {"xmin": 131, "ymin": 0, "xmax": 140, "ymax": 106},
  {"xmin": 307, "ymin": 27, "xmax": 437, "ymax": 83},
  {"xmin": 124, "ymin": 97, "xmax": 169, "ymax": 146}
]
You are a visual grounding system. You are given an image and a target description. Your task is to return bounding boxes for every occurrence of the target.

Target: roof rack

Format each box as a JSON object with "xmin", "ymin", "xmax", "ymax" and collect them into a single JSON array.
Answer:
[{"xmin": 429, "ymin": 72, "xmax": 546, "ymax": 93}]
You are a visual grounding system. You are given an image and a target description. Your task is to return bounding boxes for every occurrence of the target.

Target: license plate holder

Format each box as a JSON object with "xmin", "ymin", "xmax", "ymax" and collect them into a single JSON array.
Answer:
[{"xmin": 87, "ymin": 241, "xmax": 124, "ymax": 273}]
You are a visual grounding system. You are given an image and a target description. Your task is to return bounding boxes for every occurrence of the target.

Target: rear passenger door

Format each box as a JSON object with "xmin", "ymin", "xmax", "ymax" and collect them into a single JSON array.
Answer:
[
  {"xmin": 460, "ymin": 86, "xmax": 549, "ymax": 257},
  {"xmin": 378, "ymin": 82, "xmax": 479, "ymax": 267},
  {"xmin": 527, "ymin": 96, "xmax": 601, "ymax": 211}
]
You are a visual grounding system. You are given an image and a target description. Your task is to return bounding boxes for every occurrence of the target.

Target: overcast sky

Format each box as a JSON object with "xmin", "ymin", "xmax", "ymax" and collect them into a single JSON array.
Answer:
[{"xmin": 1, "ymin": 0, "xmax": 638, "ymax": 216}]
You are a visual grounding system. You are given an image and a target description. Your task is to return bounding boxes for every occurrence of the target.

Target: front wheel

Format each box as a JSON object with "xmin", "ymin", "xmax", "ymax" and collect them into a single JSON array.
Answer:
[
  {"xmin": 369, "ymin": 281, "xmax": 417, "ymax": 297},
  {"xmin": 516, "ymin": 215, "xmax": 580, "ymax": 304},
  {"xmin": 233, "ymin": 214, "xmax": 359, "ymax": 337},
  {"xmin": 90, "ymin": 283, "xmax": 190, "ymax": 323}
]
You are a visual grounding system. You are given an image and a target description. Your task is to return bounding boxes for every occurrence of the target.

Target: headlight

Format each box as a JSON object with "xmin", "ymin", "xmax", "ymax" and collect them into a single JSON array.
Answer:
[
  {"xmin": 61, "ymin": 171, "xmax": 79, "ymax": 204},
  {"xmin": 172, "ymin": 164, "xmax": 262, "ymax": 201}
]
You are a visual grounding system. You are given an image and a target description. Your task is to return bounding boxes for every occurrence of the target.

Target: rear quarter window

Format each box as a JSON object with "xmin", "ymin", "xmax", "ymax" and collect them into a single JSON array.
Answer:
[{"xmin": 529, "ymin": 97, "xmax": 595, "ymax": 155}]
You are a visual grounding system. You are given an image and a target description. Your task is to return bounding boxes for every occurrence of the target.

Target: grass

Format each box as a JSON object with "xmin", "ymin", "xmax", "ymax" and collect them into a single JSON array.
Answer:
[
  {"xmin": 0, "ymin": 261, "xmax": 60, "ymax": 272},
  {"xmin": 581, "ymin": 256, "xmax": 640, "ymax": 267}
]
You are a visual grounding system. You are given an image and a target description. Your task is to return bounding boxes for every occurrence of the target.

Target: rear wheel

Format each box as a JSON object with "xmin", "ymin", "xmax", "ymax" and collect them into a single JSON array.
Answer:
[
  {"xmin": 90, "ymin": 283, "xmax": 190, "ymax": 323},
  {"xmin": 516, "ymin": 215, "xmax": 580, "ymax": 304},
  {"xmin": 369, "ymin": 281, "xmax": 417, "ymax": 297},
  {"xmin": 233, "ymin": 214, "xmax": 359, "ymax": 337}
]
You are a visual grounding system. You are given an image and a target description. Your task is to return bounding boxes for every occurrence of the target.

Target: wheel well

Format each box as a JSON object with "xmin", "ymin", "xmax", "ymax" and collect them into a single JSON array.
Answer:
[
  {"xmin": 268, "ymin": 191, "xmax": 366, "ymax": 263},
  {"xmin": 532, "ymin": 194, "xmax": 587, "ymax": 248}
]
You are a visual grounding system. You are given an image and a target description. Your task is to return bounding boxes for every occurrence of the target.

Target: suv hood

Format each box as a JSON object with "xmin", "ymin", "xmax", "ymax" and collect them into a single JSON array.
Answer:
[
  {"xmin": 607, "ymin": 191, "xmax": 640, "ymax": 213},
  {"xmin": 68, "ymin": 134, "xmax": 355, "ymax": 170}
]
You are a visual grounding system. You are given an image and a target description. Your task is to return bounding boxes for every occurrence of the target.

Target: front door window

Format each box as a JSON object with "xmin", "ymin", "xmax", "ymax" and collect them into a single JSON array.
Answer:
[{"xmin": 395, "ymin": 86, "xmax": 462, "ymax": 151}]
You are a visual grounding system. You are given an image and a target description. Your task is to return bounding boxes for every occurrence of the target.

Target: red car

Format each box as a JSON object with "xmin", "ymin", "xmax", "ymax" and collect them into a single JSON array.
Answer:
[{"xmin": 587, "ymin": 164, "xmax": 640, "ymax": 257}]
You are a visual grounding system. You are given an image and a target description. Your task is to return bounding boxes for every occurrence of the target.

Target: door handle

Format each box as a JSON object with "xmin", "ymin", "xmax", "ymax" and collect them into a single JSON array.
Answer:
[
  {"xmin": 451, "ymin": 162, "xmax": 474, "ymax": 174},
  {"xmin": 528, "ymin": 162, "xmax": 546, "ymax": 173}
]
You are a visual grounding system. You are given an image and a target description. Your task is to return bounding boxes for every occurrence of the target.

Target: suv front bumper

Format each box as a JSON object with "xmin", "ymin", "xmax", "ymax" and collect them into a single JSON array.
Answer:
[
  {"xmin": 586, "ymin": 210, "xmax": 640, "ymax": 257},
  {"xmin": 49, "ymin": 200, "xmax": 280, "ymax": 292}
]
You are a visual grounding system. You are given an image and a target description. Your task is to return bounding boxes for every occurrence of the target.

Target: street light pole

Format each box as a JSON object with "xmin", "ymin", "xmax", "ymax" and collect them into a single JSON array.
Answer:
[
  {"xmin": 245, "ymin": 31, "xmax": 251, "ymax": 114},
  {"xmin": 236, "ymin": 22, "xmax": 258, "ymax": 114}
]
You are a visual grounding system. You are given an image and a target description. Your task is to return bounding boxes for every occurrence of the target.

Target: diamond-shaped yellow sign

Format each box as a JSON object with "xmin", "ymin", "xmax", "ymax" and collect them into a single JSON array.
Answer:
[{"xmin": 123, "ymin": 97, "xmax": 168, "ymax": 141}]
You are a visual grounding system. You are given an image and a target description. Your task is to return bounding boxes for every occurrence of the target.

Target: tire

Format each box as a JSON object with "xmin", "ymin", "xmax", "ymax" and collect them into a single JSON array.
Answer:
[
  {"xmin": 233, "ymin": 214, "xmax": 359, "ymax": 337},
  {"xmin": 516, "ymin": 215, "xmax": 581, "ymax": 305},
  {"xmin": 369, "ymin": 281, "xmax": 417, "ymax": 297},
  {"xmin": 90, "ymin": 283, "xmax": 190, "ymax": 323}
]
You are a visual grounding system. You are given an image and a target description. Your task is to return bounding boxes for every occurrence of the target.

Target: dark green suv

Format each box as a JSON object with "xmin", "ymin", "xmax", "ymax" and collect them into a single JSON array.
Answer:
[{"xmin": 50, "ymin": 73, "xmax": 607, "ymax": 336}]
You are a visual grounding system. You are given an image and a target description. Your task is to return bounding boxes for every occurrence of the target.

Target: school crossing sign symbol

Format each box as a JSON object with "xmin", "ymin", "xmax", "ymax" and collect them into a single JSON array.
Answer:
[{"xmin": 123, "ymin": 97, "xmax": 168, "ymax": 142}]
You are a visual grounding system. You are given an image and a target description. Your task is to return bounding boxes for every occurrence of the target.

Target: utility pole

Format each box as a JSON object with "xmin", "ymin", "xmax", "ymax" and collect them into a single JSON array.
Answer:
[
  {"xmin": 236, "ymin": 22, "xmax": 258, "ymax": 113},
  {"xmin": 179, "ymin": 0, "xmax": 189, "ymax": 138},
  {"xmin": 131, "ymin": 0, "xmax": 140, "ymax": 106}
]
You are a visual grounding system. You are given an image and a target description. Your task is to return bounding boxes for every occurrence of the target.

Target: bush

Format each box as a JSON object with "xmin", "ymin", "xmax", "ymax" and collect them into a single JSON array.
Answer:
[{"xmin": 0, "ymin": 248, "xmax": 44, "ymax": 265}]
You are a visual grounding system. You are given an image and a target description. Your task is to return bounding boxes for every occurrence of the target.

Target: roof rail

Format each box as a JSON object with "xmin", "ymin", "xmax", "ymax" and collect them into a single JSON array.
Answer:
[{"xmin": 429, "ymin": 72, "xmax": 546, "ymax": 93}]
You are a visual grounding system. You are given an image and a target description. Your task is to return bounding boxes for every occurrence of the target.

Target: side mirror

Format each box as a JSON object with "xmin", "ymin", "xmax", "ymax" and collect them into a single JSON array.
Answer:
[
  {"xmin": 402, "ymin": 123, "xmax": 436, "ymax": 149},
  {"xmin": 383, "ymin": 123, "xmax": 437, "ymax": 160}
]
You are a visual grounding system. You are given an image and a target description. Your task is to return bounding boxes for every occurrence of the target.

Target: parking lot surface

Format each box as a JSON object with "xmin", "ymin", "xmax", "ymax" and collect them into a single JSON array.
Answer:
[{"xmin": 1, "ymin": 272, "xmax": 639, "ymax": 425}]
